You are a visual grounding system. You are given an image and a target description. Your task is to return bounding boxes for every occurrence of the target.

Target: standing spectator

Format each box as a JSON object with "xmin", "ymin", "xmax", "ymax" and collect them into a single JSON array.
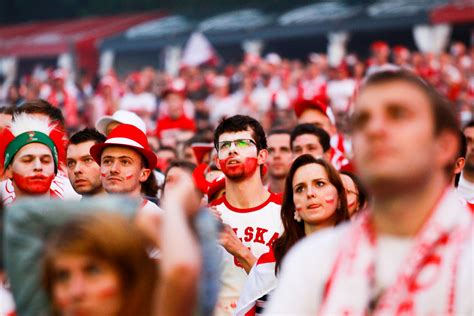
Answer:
[
  {"xmin": 119, "ymin": 72, "xmax": 157, "ymax": 132},
  {"xmin": 211, "ymin": 115, "xmax": 282, "ymax": 315},
  {"xmin": 236, "ymin": 155, "xmax": 349, "ymax": 316},
  {"xmin": 66, "ymin": 128, "xmax": 106, "ymax": 197},
  {"xmin": 90, "ymin": 124, "xmax": 161, "ymax": 213},
  {"xmin": 47, "ymin": 69, "xmax": 79, "ymax": 130},
  {"xmin": 266, "ymin": 129, "xmax": 292, "ymax": 194},
  {"xmin": 265, "ymin": 70, "xmax": 471, "ymax": 315},
  {"xmin": 0, "ymin": 113, "xmax": 64, "ymax": 202}
]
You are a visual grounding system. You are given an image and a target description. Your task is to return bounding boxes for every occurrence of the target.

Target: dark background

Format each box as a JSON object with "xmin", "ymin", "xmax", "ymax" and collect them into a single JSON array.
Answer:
[{"xmin": 0, "ymin": 0, "xmax": 371, "ymax": 24}]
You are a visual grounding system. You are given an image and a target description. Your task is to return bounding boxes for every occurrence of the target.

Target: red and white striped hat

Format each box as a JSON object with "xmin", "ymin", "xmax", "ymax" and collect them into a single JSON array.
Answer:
[{"xmin": 90, "ymin": 124, "xmax": 157, "ymax": 168}]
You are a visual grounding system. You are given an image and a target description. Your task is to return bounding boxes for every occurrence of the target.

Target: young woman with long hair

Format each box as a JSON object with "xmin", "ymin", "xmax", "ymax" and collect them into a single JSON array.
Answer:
[{"xmin": 236, "ymin": 154, "xmax": 350, "ymax": 315}]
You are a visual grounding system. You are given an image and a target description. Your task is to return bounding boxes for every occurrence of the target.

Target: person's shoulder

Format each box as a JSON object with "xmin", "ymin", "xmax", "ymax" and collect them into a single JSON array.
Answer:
[{"xmin": 285, "ymin": 223, "xmax": 350, "ymax": 266}]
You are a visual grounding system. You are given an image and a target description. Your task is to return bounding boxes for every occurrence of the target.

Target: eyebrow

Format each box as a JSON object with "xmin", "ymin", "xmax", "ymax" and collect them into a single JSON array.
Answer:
[{"xmin": 102, "ymin": 155, "xmax": 134, "ymax": 160}]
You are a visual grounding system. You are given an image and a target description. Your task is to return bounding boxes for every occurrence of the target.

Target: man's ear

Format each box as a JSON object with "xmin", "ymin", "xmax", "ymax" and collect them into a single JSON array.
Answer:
[
  {"xmin": 139, "ymin": 168, "xmax": 151, "ymax": 183},
  {"xmin": 214, "ymin": 154, "xmax": 222, "ymax": 171},
  {"xmin": 454, "ymin": 157, "xmax": 465, "ymax": 175},
  {"xmin": 435, "ymin": 130, "xmax": 459, "ymax": 171},
  {"xmin": 258, "ymin": 149, "xmax": 268, "ymax": 165},
  {"xmin": 4, "ymin": 165, "xmax": 13, "ymax": 180}
]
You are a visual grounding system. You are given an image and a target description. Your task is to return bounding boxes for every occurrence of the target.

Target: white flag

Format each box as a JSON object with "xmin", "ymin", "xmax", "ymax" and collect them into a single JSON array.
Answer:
[{"xmin": 181, "ymin": 32, "xmax": 218, "ymax": 67}]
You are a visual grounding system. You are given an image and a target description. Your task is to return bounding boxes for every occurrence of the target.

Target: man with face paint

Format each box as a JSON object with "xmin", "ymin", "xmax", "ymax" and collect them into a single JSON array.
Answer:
[
  {"xmin": 90, "ymin": 124, "xmax": 161, "ymax": 214},
  {"xmin": 0, "ymin": 113, "xmax": 63, "ymax": 201},
  {"xmin": 211, "ymin": 115, "xmax": 283, "ymax": 316},
  {"xmin": 1, "ymin": 100, "xmax": 81, "ymax": 205}
]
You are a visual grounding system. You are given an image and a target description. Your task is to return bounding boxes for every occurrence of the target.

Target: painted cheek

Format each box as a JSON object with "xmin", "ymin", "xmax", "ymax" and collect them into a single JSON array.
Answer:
[
  {"xmin": 95, "ymin": 283, "xmax": 120, "ymax": 300},
  {"xmin": 124, "ymin": 174, "xmax": 134, "ymax": 180},
  {"xmin": 243, "ymin": 157, "xmax": 258, "ymax": 177},
  {"xmin": 100, "ymin": 173, "xmax": 107, "ymax": 178},
  {"xmin": 325, "ymin": 198, "xmax": 335, "ymax": 204}
]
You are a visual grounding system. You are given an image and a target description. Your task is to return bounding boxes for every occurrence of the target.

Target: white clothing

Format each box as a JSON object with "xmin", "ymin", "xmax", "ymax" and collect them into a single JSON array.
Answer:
[
  {"xmin": 211, "ymin": 193, "xmax": 283, "ymax": 316},
  {"xmin": 457, "ymin": 173, "xmax": 474, "ymax": 203},
  {"xmin": 265, "ymin": 189, "xmax": 472, "ymax": 315}
]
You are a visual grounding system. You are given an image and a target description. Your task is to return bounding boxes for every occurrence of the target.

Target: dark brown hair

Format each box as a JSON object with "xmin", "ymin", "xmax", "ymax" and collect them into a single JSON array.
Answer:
[
  {"xmin": 273, "ymin": 154, "xmax": 349, "ymax": 272},
  {"xmin": 42, "ymin": 212, "xmax": 157, "ymax": 315}
]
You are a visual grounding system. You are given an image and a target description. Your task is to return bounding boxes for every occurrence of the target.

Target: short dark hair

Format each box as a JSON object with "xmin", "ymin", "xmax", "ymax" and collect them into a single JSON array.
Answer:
[
  {"xmin": 454, "ymin": 130, "xmax": 468, "ymax": 187},
  {"xmin": 68, "ymin": 128, "xmax": 106, "ymax": 147},
  {"xmin": 0, "ymin": 105, "xmax": 15, "ymax": 115},
  {"xmin": 214, "ymin": 115, "xmax": 267, "ymax": 151},
  {"xmin": 268, "ymin": 128, "xmax": 291, "ymax": 137},
  {"xmin": 162, "ymin": 160, "xmax": 197, "ymax": 194},
  {"xmin": 290, "ymin": 124, "xmax": 331, "ymax": 152},
  {"xmin": 14, "ymin": 99, "xmax": 65, "ymax": 127},
  {"xmin": 463, "ymin": 120, "xmax": 474, "ymax": 131},
  {"xmin": 361, "ymin": 70, "xmax": 459, "ymax": 136}
]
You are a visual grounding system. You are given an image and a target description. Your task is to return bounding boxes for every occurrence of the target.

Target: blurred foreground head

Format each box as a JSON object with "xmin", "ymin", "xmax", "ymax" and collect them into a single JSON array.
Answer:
[{"xmin": 42, "ymin": 212, "xmax": 156, "ymax": 315}]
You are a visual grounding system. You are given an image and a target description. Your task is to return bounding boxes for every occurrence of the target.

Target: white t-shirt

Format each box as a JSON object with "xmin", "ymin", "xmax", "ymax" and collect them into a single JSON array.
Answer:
[
  {"xmin": 264, "ymin": 189, "xmax": 473, "ymax": 315},
  {"xmin": 211, "ymin": 193, "xmax": 283, "ymax": 316}
]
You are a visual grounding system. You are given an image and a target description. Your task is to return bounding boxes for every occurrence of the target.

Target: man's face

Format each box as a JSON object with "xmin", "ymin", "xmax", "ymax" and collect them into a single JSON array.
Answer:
[
  {"xmin": 216, "ymin": 130, "xmax": 266, "ymax": 182},
  {"xmin": 352, "ymin": 80, "xmax": 444, "ymax": 194},
  {"xmin": 166, "ymin": 93, "xmax": 184, "ymax": 119},
  {"xmin": 100, "ymin": 146, "xmax": 150, "ymax": 196},
  {"xmin": 292, "ymin": 134, "xmax": 325, "ymax": 159},
  {"xmin": 67, "ymin": 141, "xmax": 103, "ymax": 196},
  {"xmin": 298, "ymin": 109, "xmax": 335, "ymax": 136},
  {"xmin": 464, "ymin": 126, "xmax": 474, "ymax": 172},
  {"xmin": 267, "ymin": 133, "xmax": 292, "ymax": 179},
  {"xmin": 6, "ymin": 143, "xmax": 55, "ymax": 196}
]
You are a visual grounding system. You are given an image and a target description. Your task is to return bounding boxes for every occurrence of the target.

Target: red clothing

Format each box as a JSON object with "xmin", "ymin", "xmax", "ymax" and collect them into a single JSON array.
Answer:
[{"xmin": 155, "ymin": 115, "xmax": 196, "ymax": 139}]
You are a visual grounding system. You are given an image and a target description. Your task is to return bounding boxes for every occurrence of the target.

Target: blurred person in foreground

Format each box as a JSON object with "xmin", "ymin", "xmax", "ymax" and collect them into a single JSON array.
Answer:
[
  {"xmin": 265, "ymin": 70, "xmax": 472, "ymax": 315},
  {"xmin": 236, "ymin": 155, "xmax": 349, "ymax": 315},
  {"xmin": 4, "ymin": 172, "xmax": 209, "ymax": 316}
]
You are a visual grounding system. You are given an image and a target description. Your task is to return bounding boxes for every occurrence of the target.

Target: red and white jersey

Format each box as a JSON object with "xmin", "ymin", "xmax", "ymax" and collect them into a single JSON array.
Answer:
[
  {"xmin": 211, "ymin": 193, "xmax": 283, "ymax": 316},
  {"xmin": 1, "ymin": 170, "xmax": 81, "ymax": 206}
]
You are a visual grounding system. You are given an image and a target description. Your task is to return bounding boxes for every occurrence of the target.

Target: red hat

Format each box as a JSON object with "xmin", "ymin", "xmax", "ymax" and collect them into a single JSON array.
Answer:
[
  {"xmin": 191, "ymin": 143, "xmax": 214, "ymax": 165},
  {"xmin": 371, "ymin": 41, "xmax": 389, "ymax": 54},
  {"xmin": 90, "ymin": 124, "xmax": 157, "ymax": 169},
  {"xmin": 162, "ymin": 78, "xmax": 186, "ymax": 98},
  {"xmin": 393, "ymin": 45, "xmax": 410, "ymax": 59},
  {"xmin": 293, "ymin": 97, "xmax": 336, "ymax": 125}
]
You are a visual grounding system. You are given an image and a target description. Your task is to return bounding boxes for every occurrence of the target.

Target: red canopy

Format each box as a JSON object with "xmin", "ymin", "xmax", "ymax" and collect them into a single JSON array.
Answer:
[
  {"xmin": 430, "ymin": 1, "xmax": 474, "ymax": 24},
  {"xmin": 0, "ymin": 11, "xmax": 166, "ymax": 74}
]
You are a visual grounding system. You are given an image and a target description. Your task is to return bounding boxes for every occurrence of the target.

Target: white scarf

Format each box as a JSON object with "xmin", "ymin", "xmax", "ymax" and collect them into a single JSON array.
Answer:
[{"xmin": 318, "ymin": 188, "xmax": 472, "ymax": 315}]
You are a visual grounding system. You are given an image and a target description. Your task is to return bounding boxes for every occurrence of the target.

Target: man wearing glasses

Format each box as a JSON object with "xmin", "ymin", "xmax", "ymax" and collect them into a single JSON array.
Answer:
[{"xmin": 211, "ymin": 115, "xmax": 283, "ymax": 316}]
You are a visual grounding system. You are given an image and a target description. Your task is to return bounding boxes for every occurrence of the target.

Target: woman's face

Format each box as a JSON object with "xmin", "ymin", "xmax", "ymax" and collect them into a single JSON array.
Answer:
[
  {"xmin": 51, "ymin": 254, "xmax": 122, "ymax": 316},
  {"xmin": 292, "ymin": 163, "xmax": 339, "ymax": 227},
  {"xmin": 341, "ymin": 174, "xmax": 360, "ymax": 217}
]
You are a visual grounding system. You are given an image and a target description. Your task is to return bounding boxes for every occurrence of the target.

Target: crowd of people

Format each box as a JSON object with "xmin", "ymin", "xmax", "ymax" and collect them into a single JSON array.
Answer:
[{"xmin": 0, "ymin": 39, "xmax": 472, "ymax": 316}]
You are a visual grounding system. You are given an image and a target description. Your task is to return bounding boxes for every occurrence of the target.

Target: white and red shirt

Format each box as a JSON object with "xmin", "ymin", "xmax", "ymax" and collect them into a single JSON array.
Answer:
[
  {"xmin": 211, "ymin": 193, "xmax": 283, "ymax": 316},
  {"xmin": 265, "ymin": 188, "xmax": 473, "ymax": 315}
]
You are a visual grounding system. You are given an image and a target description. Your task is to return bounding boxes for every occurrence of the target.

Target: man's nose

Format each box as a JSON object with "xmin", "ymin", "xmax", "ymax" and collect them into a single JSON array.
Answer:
[{"xmin": 33, "ymin": 158, "xmax": 43, "ymax": 171}]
